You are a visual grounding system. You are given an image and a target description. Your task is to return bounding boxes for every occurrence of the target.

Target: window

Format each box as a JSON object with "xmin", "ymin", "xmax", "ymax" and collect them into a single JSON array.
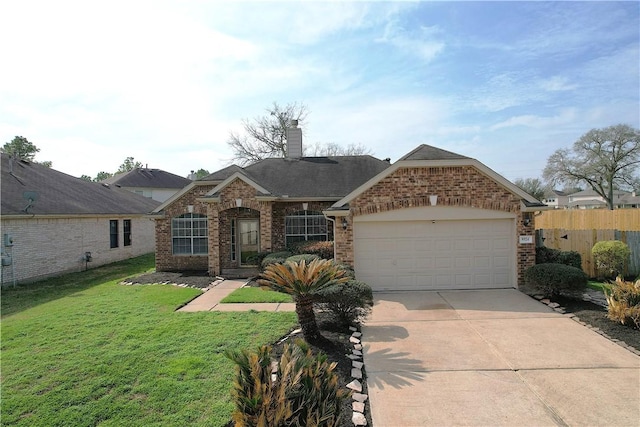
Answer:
[
  {"xmin": 172, "ymin": 213, "xmax": 208, "ymax": 255},
  {"xmin": 285, "ymin": 210, "xmax": 328, "ymax": 246},
  {"xmin": 110, "ymin": 220, "xmax": 119, "ymax": 248},
  {"xmin": 123, "ymin": 219, "xmax": 132, "ymax": 246}
]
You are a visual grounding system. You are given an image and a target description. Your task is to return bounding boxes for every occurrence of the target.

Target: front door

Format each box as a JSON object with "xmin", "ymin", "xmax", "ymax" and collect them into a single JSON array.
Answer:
[{"xmin": 239, "ymin": 219, "xmax": 260, "ymax": 266}]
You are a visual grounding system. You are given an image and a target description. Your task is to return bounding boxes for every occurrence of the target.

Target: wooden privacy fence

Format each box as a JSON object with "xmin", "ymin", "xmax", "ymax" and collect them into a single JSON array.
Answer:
[{"xmin": 535, "ymin": 210, "xmax": 640, "ymax": 278}]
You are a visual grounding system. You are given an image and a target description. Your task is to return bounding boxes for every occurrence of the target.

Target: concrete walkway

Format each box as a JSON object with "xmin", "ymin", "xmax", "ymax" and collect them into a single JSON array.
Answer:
[
  {"xmin": 363, "ymin": 289, "xmax": 640, "ymax": 427},
  {"xmin": 177, "ymin": 279, "xmax": 296, "ymax": 312}
]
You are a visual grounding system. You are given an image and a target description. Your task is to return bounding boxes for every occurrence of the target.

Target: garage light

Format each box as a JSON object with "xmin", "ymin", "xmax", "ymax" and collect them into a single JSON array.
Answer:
[{"xmin": 341, "ymin": 217, "xmax": 348, "ymax": 230}]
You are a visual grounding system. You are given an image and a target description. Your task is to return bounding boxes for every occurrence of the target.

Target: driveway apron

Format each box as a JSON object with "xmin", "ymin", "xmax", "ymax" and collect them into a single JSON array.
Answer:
[{"xmin": 363, "ymin": 289, "xmax": 640, "ymax": 427}]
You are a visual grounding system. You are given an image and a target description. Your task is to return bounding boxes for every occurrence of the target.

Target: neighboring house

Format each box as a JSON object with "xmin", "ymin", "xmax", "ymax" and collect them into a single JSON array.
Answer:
[
  {"xmin": 566, "ymin": 189, "xmax": 636, "ymax": 209},
  {"xmin": 152, "ymin": 124, "xmax": 545, "ymax": 291},
  {"xmin": 1, "ymin": 154, "xmax": 160, "ymax": 285},
  {"xmin": 542, "ymin": 189, "xmax": 570, "ymax": 209},
  {"xmin": 102, "ymin": 168, "xmax": 192, "ymax": 202}
]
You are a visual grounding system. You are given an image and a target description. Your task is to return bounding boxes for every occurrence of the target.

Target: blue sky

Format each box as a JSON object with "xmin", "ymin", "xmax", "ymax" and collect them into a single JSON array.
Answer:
[{"xmin": 1, "ymin": 1, "xmax": 638, "ymax": 182}]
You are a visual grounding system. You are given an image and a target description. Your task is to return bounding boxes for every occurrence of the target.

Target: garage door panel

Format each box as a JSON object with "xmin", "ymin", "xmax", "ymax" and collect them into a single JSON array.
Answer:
[{"xmin": 354, "ymin": 218, "xmax": 515, "ymax": 291}]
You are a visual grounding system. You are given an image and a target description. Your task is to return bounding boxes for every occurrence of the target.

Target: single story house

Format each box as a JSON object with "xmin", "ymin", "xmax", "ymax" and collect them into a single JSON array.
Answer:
[
  {"xmin": 567, "ymin": 189, "xmax": 639, "ymax": 209},
  {"xmin": 152, "ymin": 124, "xmax": 544, "ymax": 291},
  {"xmin": 102, "ymin": 167, "xmax": 192, "ymax": 202},
  {"xmin": 1, "ymin": 154, "xmax": 160, "ymax": 285}
]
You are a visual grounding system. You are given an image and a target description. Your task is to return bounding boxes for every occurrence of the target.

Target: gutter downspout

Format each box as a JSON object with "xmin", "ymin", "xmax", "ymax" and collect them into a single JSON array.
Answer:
[{"xmin": 322, "ymin": 213, "xmax": 338, "ymax": 260}]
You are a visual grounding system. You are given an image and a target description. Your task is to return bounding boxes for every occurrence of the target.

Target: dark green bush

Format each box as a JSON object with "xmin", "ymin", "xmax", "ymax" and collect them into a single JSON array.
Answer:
[
  {"xmin": 288, "ymin": 241, "xmax": 334, "ymax": 259},
  {"xmin": 261, "ymin": 251, "xmax": 292, "ymax": 269},
  {"xmin": 225, "ymin": 340, "xmax": 348, "ymax": 427},
  {"xmin": 535, "ymin": 246, "xmax": 582, "ymax": 269},
  {"xmin": 524, "ymin": 263, "xmax": 588, "ymax": 298},
  {"xmin": 592, "ymin": 240, "xmax": 631, "ymax": 279},
  {"xmin": 316, "ymin": 280, "xmax": 373, "ymax": 326},
  {"xmin": 285, "ymin": 254, "xmax": 321, "ymax": 264}
]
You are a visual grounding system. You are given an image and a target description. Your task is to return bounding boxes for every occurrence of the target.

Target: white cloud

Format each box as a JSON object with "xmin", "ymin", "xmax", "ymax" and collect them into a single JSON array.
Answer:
[
  {"xmin": 539, "ymin": 76, "xmax": 578, "ymax": 92},
  {"xmin": 490, "ymin": 109, "xmax": 578, "ymax": 131},
  {"xmin": 378, "ymin": 21, "xmax": 445, "ymax": 61}
]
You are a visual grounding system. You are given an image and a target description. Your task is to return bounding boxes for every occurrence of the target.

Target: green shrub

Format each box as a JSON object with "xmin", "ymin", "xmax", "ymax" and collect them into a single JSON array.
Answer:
[
  {"xmin": 604, "ymin": 277, "xmax": 640, "ymax": 328},
  {"xmin": 261, "ymin": 251, "xmax": 292, "ymax": 269},
  {"xmin": 285, "ymin": 254, "xmax": 321, "ymax": 264},
  {"xmin": 316, "ymin": 280, "xmax": 373, "ymax": 326},
  {"xmin": 524, "ymin": 263, "xmax": 588, "ymax": 298},
  {"xmin": 288, "ymin": 241, "xmax": 334, "ymax": 259},
  {"xmin": 535, "ymin": 246, "xmax": 582, "ymax": 269},
  {"xmin": 225, "ymin": 340, "xmax": 348, "ymax": 427},
  {"xmin": 592, "ymin": 240, "xmax": 631, "ymax": 279},
  {"xmin": 246, "ymin": 251, "xmax": 272, "ymax": 267}
]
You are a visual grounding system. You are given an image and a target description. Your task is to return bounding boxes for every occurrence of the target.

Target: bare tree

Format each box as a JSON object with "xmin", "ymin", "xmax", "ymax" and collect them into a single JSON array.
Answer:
[
  {"xmin": 543, "ymin": 124, "xmax": 640, "ymax": 210},
  {"xmin": 227, "ymin": 102, "xmax": 309, "ymax": 165},
  {"xmin": 304, "ymin": 142, "xmax": 373, "ymax": 157},
  {"xmin": 514, "ymin": 177, "xmax": 547, "ymax": 201}
]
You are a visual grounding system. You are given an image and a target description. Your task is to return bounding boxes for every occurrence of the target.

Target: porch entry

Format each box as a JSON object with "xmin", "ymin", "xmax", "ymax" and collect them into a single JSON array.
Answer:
[{"xmin": 238, "ymin": 219, "xmax": 259, "ymax": 266}]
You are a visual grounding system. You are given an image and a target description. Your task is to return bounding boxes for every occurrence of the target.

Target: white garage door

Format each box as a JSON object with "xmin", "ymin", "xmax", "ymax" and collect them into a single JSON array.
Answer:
[{"xmin": 354, "ymin": 217, "xmax": 515, "ymax": 291}]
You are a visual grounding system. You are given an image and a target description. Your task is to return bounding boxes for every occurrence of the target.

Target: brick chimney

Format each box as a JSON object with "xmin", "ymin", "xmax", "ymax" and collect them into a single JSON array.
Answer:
[{"xmin": 285, "ymin": 119, "xmax": 302, "ymax": 159}]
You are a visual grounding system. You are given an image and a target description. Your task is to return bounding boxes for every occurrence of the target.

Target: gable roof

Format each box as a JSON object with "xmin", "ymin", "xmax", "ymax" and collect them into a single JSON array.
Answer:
[
  {"xmin": 200, "ymin": 165, "xmax": 245, "ymax": 181},
  {"xmin": 331, "ymin": 145, "xmax": 543, "ymax": 210},
  {"xmin": 103, "ymin": 168, "xmax": 191, "ymax": 189},
  {"xmin": 1, "ymin": 154, "xmax": 160, "ymax": 216},
  {"xmin": 203, "ymin": 155, "xmax": 391, "ymax": 199},
  {"xmin": 400, "ymin": 144, "xmax": 470, "ymax": 161}
]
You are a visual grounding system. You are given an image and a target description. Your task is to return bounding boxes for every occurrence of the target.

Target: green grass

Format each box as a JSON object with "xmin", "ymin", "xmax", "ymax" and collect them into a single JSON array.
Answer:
[
  {"xmin": 220, "ymin": 287, "xmax": 293, "ymax": 303},
  {"xmin": 1, "ymin": 254, "xmax": 296, "ymax": 426},
  {"xmin": 587, "ymin": 280, "xmax": 611, "ymax": 293}
]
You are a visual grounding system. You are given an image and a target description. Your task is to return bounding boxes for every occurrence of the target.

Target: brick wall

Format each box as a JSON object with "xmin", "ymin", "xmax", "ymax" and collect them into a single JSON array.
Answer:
[
  {"xmin": 1, "ymin": 216, "xmax": 155, "ymax": 284},
  {"xmin": 155, "ymin": 184, "xmax": 213, "ymax": 272},
  {"xmin": 336, "ymin": 166, "xmax": 534, "ymax": 285}
]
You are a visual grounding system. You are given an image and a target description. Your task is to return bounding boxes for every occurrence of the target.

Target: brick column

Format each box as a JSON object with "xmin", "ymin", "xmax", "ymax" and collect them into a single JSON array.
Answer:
[
  {"xmin": 208, "ymin": 206, "xmax": 220, "ymax": 275},
  {"xmin": 259, "ymin": 201, "xmax": 273, "ymax": 252}
]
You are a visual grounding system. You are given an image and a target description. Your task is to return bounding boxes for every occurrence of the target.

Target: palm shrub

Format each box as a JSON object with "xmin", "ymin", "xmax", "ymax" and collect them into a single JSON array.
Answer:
[
  {"xmin": 524, "ymin": 263, "xmax": 588, "ymax": 298},
  {"xmin": 316, "ymin": 280, "xmax": 373, "ymax": 326},
  {"xmin": 225, "ymin": 340, "xmax": 348, "ymax": 427},
  {"xmin": 286, "ymin": 254, "xmax": 321, "ymax": 264},
  {"xmin": 258, "ymin": 259, "xmax": 349, "ymax": 342},
  {"xmin": 604, "ymin": 277, "xmax": 640, "ymax": 329},
  {"xmin": 592, "ymin": 240, "xmax": 631, "ymax": 279}
]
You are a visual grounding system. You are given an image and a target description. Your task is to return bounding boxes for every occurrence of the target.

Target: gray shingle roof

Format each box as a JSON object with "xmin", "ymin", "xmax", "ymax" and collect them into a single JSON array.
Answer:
[
  {"xmin": 1, "ymin": 154, "xmax": 160, "ymax": 216},
  {"xmin": 200, "ymin": 165, "xmax": 245, "ymax": 182},
  {"xmin": 103, "ymin": 168, "xmax": 191, "ymax": 189},
  {"xmin": 213, "ymin": 156, "xmax": 391, "ymax": 198},
  {"xmin": 399, "ymin": 144, "xmax": 469, "ymax": 161}
]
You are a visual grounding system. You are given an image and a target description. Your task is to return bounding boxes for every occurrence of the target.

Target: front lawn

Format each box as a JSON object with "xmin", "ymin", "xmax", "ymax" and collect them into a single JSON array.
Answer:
[
  {"xmin": 220, "ymin": 287, "xmax": 293, "ymax": 303},
  {"xmin": 0, "ymin": 254, "xmax": 296, "ymax": 426}
]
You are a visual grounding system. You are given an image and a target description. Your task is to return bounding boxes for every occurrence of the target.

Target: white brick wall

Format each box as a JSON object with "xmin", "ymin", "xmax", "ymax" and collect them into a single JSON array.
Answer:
[{"xmin": 0, "ymin": 216, "xmax": 155, "ymax": 284}]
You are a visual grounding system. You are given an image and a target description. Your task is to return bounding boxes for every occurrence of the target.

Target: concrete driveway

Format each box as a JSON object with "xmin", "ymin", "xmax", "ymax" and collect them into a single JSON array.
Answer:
[{"xmin": 363, "ymin": 289, "xmax": 640, "ymax": 427}]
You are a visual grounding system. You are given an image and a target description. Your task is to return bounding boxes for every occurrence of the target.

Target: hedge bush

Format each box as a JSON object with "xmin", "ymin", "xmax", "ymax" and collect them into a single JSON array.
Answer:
[
  {"xmin": 535, "ymin": 246, "xmax": 582, "ymax": 269},
  {"xmin": 288, "ymin": 241, "xmax": 334, "ymax": 259},
  {"xmin": 285, "ymin": 254, "xmax": 321, "ymax": 264},
  {"xmin": 316, "ymin": 280, "xmax": 373, "ymax": 326},
  {"xmin": 261, "ymin": 251, "xmax": 292, "ymax": 269},
  {"xmin": 592, "ymin": 240, "xmax": 630, "ymax": 279},
  {"xmin": 524, "ymin": 263, "xmax": 588, "ymax": 298}
]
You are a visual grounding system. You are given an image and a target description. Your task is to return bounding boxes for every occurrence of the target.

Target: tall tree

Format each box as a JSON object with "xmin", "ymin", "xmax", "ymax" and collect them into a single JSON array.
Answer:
[
  {"xmin": 543, "ymin": 124, "xmax": 640, "ymax": 210},
  {"xmin": 117, "ymin": 157, "xmax": 143, "ymax": 173},
  {"xmin": 227, "ymin": 102, "xmax": 309, "ymax": 165},
  {"xmin": 2, "ymin": 136, "xmax": 39, "ymax": 160},
  {"xmin": 514, "ymin": 177, "xmax": 547, "ymax": 201},
  {"xmin": 94, "ymin": 171, "xmax": 114, "ymax": 182},
  {"xmin": 194, "ymin": 168, "xmax": 210, "ymax": 179},
  {"xmin": 304, "ymin": 142, "xmax": 373, "ymax": 157}
]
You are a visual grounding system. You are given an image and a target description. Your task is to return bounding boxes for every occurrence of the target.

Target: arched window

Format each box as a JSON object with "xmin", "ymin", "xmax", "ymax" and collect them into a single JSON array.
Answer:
[
  {"xmin": 172, "ymin": 213, "xmax": 208, "ymax": 255},
  {"xmin": 285, "ymin": 210, "xmax": 328, "ymax": 246}
]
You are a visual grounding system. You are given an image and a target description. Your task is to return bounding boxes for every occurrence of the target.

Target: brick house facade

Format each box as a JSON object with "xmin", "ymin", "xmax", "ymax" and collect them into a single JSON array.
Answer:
[{"xmin": 152, "ymin": 143, "xmax": 544, "ymax": 288}]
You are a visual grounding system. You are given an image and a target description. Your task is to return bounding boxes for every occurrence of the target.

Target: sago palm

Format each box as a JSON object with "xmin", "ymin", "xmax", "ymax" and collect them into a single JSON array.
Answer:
[{"xmin": 258, "ymin": 259, "xmax": 349, "ymax": 341}]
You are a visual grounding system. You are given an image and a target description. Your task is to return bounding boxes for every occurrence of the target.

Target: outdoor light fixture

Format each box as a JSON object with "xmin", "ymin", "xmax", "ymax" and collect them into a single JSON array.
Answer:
[
  {"xmin": 235, "ymin": 198, "xmax": 242, "ymax": 208},
  {"xmin": 341, "ymin": 217, "xmax": 348, "ymax": 230},
  {"xmin": 429, "ymin": 195, "xmax": 438, "ymax": 206},
  {"xmin": 523, "ymin": 212, "xmax": 533, "ymax": 227},
  {"xmin": 302, "ymin": 202, "xmax": 309, "ymax": 211}
]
